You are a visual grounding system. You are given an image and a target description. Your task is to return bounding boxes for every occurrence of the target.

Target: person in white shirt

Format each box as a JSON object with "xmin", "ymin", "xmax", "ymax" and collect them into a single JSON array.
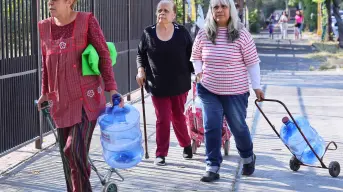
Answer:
[{"xmin": 278, "ymin": 11, "xmax": 289, "ymax": 39}]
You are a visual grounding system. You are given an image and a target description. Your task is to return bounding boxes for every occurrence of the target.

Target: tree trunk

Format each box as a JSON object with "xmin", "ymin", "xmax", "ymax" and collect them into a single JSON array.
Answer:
[
  {"xmin": 333, "ymin": 0, "xmax": 343, "ymax": 47},
  {"xmin": 326, "ymin": 0, "xmax": 334, "ymax": 41}
]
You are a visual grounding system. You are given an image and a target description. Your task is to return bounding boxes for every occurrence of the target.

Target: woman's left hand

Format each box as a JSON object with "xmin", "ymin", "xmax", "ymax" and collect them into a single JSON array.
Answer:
[
  {"xmin": 110, "ymin": 90, "xmax": 125, "ymax": 108},
  {"xmin": 254, "ymin": 89, "xmax": 265, "ymax": 102}
]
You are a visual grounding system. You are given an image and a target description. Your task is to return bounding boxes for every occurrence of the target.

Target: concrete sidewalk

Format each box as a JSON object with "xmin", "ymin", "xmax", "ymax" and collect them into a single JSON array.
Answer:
[
  {"xmin": 0, "ymin": 89, "xmax": 257, "ymax": 191},
  {"xmin": 1, "ymin": 31, "xmax": 343, "ymax": 192}
]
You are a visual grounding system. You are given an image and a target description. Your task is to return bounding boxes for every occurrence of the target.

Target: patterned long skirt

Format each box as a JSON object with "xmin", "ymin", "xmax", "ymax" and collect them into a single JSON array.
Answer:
[{"xmin": 57, "ymin": 110, "xmax": 96, "ymax": 192}]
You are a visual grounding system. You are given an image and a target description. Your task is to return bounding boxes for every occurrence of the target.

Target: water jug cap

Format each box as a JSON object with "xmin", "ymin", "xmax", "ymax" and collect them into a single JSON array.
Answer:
[
  {"xmin": 112, "ymin": 94, "xmax": 122, "ymax": 106},
  {"xmin": 282, "ymin": 117, "xmax": 289, "ymax": 124}
]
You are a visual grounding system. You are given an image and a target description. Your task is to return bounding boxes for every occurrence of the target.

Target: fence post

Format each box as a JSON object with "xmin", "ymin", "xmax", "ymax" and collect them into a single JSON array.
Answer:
[
  {"xmin": 126, "ymin": 0, "xmax": 131, "ymax": 101},
  {"xmin": 183, "ymin": 0, "xmax": 186, "ymax": 25},
  {"xmin": 151, "ymin": 0, "xmax": 154, "ymax": 24},
  {"xmin": 34, "ymin": 0, "xmax": 43, "ymax": 149}
]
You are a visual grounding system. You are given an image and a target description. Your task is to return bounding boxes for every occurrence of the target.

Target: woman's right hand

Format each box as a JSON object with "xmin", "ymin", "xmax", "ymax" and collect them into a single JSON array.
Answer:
[
  {"xmin": 136, "ymin": 68, "xmax": 146, "ymax": 88},
  {"xmin": 196, "ymin": 72, "xmax": 202, "ymax": 83},
  {"xmin": 37, "ymin": 94, "xmax": 48, "ymax": 111}
]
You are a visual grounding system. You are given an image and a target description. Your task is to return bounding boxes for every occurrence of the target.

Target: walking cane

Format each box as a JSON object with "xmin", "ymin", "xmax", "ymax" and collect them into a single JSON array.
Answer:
[{"xmin": 141, "ymin": 86, "xmax": 149, "ymax": 159}]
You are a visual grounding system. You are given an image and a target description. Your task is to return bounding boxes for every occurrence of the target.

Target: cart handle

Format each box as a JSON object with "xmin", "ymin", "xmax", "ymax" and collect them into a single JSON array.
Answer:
[
  {"xmin": 34, "ymin": 100, "xmax": 50, "ymax": 117},
  {"xmin": 326, "ymin": 141, "xmax": 338, "ymax": 151}
]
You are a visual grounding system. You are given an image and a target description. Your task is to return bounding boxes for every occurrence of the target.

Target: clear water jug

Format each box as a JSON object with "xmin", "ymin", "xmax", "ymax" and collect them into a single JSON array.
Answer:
[
  {"xmin": 280, "ymin": 116, "xmax": 325, "ymax": 165},
  {"xmin": 98, "ymin": 94, "xmax": 143, "ymax": 169}
]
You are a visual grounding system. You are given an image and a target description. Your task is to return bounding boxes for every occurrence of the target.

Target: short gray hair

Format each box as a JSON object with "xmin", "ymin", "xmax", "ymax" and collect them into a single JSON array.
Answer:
[
  {"xmin": 204, "ymin": 0, "xmax": 242, "ymax": 44},
  {"xmin": 155, "ymin": 0, "xmax": 177, "ymax": 22}
]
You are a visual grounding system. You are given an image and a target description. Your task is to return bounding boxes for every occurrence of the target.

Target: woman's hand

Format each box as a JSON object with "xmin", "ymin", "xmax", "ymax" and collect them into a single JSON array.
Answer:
[
  {"xmin": 254, "ymin": 89, "xmax": 265, "ymax": 102},
  {"xmin": 110, "ymin": 90, "xmax": 124, "ymax": 108},
  {"xmin": 136, "ymin": 67, "xmax": 146, "ymax": 88},
  {"xmin": 196, "ymin": 72, "xmax": 202, "ymax": 83},
  {"xmin": 37, "ymin": 94, "xmax": 48, "ymax": 111}
]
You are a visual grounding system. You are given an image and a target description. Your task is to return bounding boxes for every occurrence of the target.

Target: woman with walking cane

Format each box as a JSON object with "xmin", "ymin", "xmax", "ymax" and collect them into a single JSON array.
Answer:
[
  {"xmin": 136, "ymin": 0, "xmax": 194, "ymax": 166},
  {"xmin": 36, "ymin": 0, "xmax": 123, "ymax": 191}
]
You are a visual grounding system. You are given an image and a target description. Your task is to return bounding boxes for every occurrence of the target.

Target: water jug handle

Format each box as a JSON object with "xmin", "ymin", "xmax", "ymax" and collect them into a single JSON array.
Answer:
[{"xmin": 110, "ymin": 94, "xmax": 127, "ymax": 116}]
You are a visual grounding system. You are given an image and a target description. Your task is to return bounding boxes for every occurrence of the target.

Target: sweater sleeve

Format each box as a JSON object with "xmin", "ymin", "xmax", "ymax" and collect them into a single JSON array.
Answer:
[
  {"xmin": 184, "ymin": 28, "xmax": 195, "ymax": 73},
  {"xmin": 40, "ymin": 37, "xmax": 49, "ymax": 95},
  {"xmin": 41, "ymin": 55, "xmax": 49, "ymax": 95},
  {"xmin": 87, "ymin": 14, "xmax": 117, "ymax": 91},
  {"xmin": 136, "ymin": 30, "xmax": 149, "ymax": 69},
  {"xmin": 190, "ymin": 29, "xmax": 203, "ymax": 62},
  {"xmin": 247, "ymin": 63, "xmax": 261, "ymax": 89},
  {"xmin": 192, "ymin": 60, "xmax": 203, "ymax": 75},
  {"xmin": 240, "ymin": 28, "xmax": 261, "ymax": 67}
]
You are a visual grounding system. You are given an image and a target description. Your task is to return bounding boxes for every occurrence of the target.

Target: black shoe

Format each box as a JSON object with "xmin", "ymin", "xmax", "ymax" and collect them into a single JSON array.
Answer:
[
  {"xmin": 242, "ymin": 154, "xmax": 256, "ymax": 176},
  {"xmin": 154, "ymin": 156, "xmax": 166, "ymax": 166},
  {"xmin": 183, "ymin": 145, "xmax": 193, "ymax": 159},
  {"xmin": 200, "ymin": 171, "xmax": 220, "ymax": 182}
]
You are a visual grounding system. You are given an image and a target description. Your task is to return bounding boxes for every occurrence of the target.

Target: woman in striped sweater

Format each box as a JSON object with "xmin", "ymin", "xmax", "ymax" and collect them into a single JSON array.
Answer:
[{"xmin": 191, "ymin": 0, "xmax": 264, "ymax": 182}]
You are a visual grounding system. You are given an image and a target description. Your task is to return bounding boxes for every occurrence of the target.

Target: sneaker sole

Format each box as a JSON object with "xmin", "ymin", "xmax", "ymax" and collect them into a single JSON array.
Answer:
[
  {"xmin": 183, "ymin": 156, "xmax": 193, "ymax": 160},
  {"xmin": 154, "ymin": 162, "xmax": 166, "ymax": 166},
  {"xmin": 200, "ymin": 174, "xmax": 220, "ymax": 182}
]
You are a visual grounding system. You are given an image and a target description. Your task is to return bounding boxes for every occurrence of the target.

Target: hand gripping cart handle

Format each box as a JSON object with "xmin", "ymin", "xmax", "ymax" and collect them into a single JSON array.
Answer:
[
  {"xmin": 254, "ymin": 99, "xmax": 340, "ymax": 178},
  {"xmin": 34, "ymin": 100, "xmax": 124, "ymax": 192}
]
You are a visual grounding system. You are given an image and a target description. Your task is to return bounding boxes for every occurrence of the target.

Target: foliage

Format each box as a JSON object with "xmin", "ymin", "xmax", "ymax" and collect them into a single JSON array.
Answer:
[
  {"xmin": 289, "ymin": 0, "xmax": 301, "ymax": 6},
  {"xmin": 303, "ymin": 0, "xmax": 318, "ymax": 31},
  {"xmin": 174, "ymin": 0, "xmax": 204, "ymax": 24},
  {"xmin": 249, "ymin": 9, "xmax": 261, "ymax": 33},
  {"xmin": 322, "ymin": 2, "xmax": 328, "ymax": 26}
]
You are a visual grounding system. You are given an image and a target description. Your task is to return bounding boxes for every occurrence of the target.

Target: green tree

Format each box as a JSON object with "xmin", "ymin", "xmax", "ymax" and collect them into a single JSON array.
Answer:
[
  {"xmin": 332, "ymin": 0, "xmax": 343, "ymax": 47},
  {"xmin": 174, "ymin": 0, "xmax": 204, "ymax": 24},
  {"xmin": 249, "ymin": 9, "xmax": 260, "ymax": 33}
]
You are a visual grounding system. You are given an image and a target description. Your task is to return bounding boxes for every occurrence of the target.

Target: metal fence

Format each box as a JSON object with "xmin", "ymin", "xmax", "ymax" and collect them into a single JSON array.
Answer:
[
  {"xmin": 0, "ymin": 0, "xmax": 249, "ymax": 157},
  {"xmin": 0, "ymin": 0, "xmax": 170, "ymax": 156},
  {"xmin": 0, "ymin": 0, "xmax": 40, "ymax": 156}
]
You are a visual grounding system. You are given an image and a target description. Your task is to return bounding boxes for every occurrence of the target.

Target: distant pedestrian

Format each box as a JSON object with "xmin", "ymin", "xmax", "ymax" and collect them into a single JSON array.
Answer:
[
  {"xmin": 278, "ymin": 11, "xmax": 289, "ymax": 39},
  {"xmin": 268, "ymin": 22, "xmax": 274, "ymax": 39},
  {"xmin": 294, "ymin": 10, "xmax": 304, "ymax": 40}
]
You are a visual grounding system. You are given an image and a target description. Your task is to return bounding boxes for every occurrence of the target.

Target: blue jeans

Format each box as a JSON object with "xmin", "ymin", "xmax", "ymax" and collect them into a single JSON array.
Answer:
[{"xmin": 196, "ymin": 83, "xmax": 254, "ymax": 173}]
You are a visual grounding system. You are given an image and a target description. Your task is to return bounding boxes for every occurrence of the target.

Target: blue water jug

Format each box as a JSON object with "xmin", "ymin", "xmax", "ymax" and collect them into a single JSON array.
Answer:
[
  {"xmin": 280, "ymin": 116, "xmax": 325, "ymax": 165},
  {"xmin": 98, "ymin": 94, "xmax": 143, "ymax": 169}
]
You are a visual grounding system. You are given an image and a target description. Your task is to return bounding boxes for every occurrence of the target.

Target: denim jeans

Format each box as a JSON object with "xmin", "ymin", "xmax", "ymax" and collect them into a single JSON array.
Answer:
[{"xmin": 196, "ymin": 83, "xmax": 254, "ymax": 173}]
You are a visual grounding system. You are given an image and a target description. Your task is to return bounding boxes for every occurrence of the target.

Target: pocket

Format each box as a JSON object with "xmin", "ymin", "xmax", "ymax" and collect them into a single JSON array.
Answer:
[
  {"xmin": 81, "ymin": 80, "xmax": 106, "ymax": 112},
  {"xmin": 47, "ymin": 91, "xmax": 67, "ymax": 117}
]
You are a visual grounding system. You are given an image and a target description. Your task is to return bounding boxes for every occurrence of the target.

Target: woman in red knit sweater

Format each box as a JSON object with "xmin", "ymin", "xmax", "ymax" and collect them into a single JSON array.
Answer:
[{"xmin": 36, "ymin": 0, "xmax": 123, "ymax": 191}]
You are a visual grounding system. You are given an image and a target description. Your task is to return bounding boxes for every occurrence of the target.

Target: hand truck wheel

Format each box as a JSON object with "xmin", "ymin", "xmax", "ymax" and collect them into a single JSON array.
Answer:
[
  {"xmin": 329, "ymin": 161, "xmax": 340, "ymax": 178},
  {"xmin": 289, "ymin": 156, "xmax": 301, "ymax": 172},
  {"xmin": 224, "ymin": 140, "xmax": 230, "ymax": 156},
  {"xmin": 102, "ymin": 181, "xmax": 118, "ymax": 192},
  {"xmin": 191, "ymin": 139, "xmax": 197, "ymax": 154}
]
